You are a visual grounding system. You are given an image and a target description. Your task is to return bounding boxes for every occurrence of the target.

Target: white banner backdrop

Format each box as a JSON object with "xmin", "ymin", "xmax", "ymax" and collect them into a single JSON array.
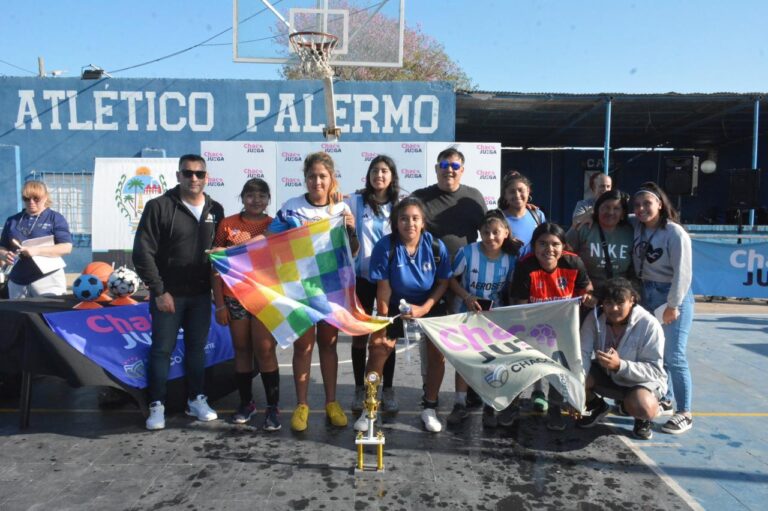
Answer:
[
  {"xmin": 91, "ymin": 158, "xmax": 179, "ymax": 251},
  {"xmin": 200, "ymin": 141, "xmax": 279, "ymax": 217},
  {"xmin": 90, "ymin": 142, "xmax": 500, "ymax": 253},
  {"xmin": 426, "ymin": 142, "xmax": 502, "ymax": 210}
]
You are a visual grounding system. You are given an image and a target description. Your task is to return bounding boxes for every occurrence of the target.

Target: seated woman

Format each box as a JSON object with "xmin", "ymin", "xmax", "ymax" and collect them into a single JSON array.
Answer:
[{"xmin": 577, "ymin": 277, "xmax": 667, "ymax": 440}]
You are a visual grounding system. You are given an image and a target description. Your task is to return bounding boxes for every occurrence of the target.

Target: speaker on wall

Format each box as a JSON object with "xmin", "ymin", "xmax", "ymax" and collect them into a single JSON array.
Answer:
[
  {"xmin": 664, "ymin": 156, "xmax": 699, "ymax": 196},
  {"xmin": 727, "ymin": 169, "xmax": 761, "ymax": 210}
]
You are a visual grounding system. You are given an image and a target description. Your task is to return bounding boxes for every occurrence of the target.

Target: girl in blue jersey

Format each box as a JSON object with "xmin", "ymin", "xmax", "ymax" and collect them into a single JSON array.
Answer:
[
  {"xmin": 345, "ymin": 155, "xmax": 400, "ymax": 417},
  {"xmin": 366, "ymin": 196, "xmax": 452, "ymax": 433},
  {"xmin": 447, "ymin": 210, "xmax": 518, "ymax": 428}
]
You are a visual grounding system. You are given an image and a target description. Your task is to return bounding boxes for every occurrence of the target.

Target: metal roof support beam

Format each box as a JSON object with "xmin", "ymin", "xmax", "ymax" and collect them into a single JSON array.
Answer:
[
  {"xmin": 542, "ymin": 100, "xmax": 605, "ymax": 143},
  {"xmin": 651, "ymin": 100, "xmax": 754, "ymax": 146},
  {"xmin": 749, "ymin": 98, "xmax": 760, "ymax": 227},
  {"xmin": 604, "ymin": 99, "xmax": 613, "ymax": 174}
]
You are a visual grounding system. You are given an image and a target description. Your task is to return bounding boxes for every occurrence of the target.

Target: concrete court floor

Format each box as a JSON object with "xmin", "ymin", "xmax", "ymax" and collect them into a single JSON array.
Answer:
[{"xmin": 0, "ymin": 299, "xmax": 766, "ymax": 510}]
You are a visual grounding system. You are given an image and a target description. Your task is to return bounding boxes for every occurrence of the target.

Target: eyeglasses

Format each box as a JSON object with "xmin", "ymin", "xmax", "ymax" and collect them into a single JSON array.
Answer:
[
  {"xmin": 22, "ymin": 196, "xmax": 44, "ymax": 203},
  {"xmin": 181, "ymin": 169, "xmax": 207, "ymax": 179},
  {"xmin": 438, "ymin": 160, "xmax": 462, "ymax": 171}
]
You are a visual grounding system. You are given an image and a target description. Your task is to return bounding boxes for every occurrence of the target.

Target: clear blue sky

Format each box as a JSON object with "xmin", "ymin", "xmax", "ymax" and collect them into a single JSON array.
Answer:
[{"xmin": 2, "ymin": 0, "xmax": 766, "ymax": 93}]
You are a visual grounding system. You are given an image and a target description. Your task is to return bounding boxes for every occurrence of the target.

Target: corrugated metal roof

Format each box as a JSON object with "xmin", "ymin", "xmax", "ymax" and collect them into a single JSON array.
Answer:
[{"xmin": 455, "ymin": 91, "xmax": 767, "ymax": 149}]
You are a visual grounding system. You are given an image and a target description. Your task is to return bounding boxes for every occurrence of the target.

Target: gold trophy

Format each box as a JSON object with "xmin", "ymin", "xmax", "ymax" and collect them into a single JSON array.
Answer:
[{"xmin": 355, "ymin": 371, "xmax": 385, "ymax": 473}]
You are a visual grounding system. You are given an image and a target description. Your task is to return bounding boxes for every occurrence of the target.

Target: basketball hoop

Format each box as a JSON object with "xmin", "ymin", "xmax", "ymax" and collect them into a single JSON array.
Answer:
[{"xmin": 289, "ymin": 31, "xmax": 338, "ymax": 79}]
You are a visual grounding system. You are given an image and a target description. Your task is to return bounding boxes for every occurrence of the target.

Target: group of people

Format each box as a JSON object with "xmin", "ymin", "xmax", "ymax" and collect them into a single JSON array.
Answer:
[{"xmin": 59, "ymin": 147, "xmax": 691, "ymax": 441}]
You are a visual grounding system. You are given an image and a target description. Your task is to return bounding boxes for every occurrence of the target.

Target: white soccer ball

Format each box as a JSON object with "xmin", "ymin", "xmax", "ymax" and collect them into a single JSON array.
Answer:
[{"xmin": 107, "ymin": 267, "xmax": 140, "ymax": 297}]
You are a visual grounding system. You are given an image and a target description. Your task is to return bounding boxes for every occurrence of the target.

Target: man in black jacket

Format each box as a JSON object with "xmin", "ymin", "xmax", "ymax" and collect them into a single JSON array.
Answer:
[{"xmin": 133, "ymin": 154, "xmax": 224, "ymax": 430}]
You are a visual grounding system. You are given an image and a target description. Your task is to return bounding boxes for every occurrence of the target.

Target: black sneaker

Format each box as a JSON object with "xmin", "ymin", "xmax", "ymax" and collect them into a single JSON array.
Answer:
[
  {"xmin": 661, "ymin": 413, "xmax": 693, "ymax": 435},
  {"xmin": 446, "ymin": 403, "xmax": 469, "ymax": 425},
  {"xmin": 658, "ymin": 399, "xmax": 674, "ymax": 417},
  {"xmin": 576, "ymin": 397, "xmax": 610, "ymax": 428},
  {"xmin": 482, "ymin": 405, "xmax": 498, "ymax": 428},
  {"xmin": 232, "ymin": 401, "xmax": 257, "ymax": 424},
  {"xmin": 633, "ymin": 419, "xmax": 653, "ymax": 440},
  {"xmin": 466, "ymin": 387, "xmax": 483, "ymax": 409},
  {"xmin": 497, "ymin": 402, "xmax": 519, "ymax": 427},
  {"xmin": 546, "ymin": 405, "xmax": 567, "ymax": 431},
  {"xmin": 263, "ymin": 405, "xmax": 281, "ymax": 432}
]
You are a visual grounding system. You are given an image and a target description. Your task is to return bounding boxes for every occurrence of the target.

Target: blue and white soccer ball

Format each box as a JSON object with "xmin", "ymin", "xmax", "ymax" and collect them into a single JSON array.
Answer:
[
  {"xmin": 107, "ymin": 267, "xmax": 140, "ymax": 297},
  {"xmin": 73, "ymin": 273, "xmax": 104, "ymax": 301}
]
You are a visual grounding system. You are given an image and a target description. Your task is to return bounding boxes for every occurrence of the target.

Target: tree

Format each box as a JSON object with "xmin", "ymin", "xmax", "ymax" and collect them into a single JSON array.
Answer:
[{"xmin": 278, "ymin": 9, "xmax": 474, "ymax": 90}]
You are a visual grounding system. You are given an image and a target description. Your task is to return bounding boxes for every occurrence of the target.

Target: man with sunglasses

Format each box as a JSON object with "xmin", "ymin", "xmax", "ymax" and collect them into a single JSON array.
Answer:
[
  {"xmin": 133, "ymin": 154, "xmax": 224, "ymax": 430},
  {"xmin": 412, "ymin": 148, "xmax": 488, "ymax": 414}
]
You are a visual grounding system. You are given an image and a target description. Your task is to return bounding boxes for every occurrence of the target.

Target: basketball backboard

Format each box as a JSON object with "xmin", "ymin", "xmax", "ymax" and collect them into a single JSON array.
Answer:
[{"xmin": 233, "ymin": 0, "xmax": 405, "ymax": 67}]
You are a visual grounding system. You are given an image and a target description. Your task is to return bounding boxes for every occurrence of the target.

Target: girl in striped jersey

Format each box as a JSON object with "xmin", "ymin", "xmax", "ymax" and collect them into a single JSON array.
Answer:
[
  {"xmin": 446, "ymin": 210, "xmax": 519, "ymax": 428},
  {"xmin": 345, "ymin": 155, "xmax": 401, "ymax": 421}
]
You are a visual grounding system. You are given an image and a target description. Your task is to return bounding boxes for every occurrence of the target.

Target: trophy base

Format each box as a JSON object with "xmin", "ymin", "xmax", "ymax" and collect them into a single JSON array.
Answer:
[{"xmin": 354, "ymin": 465, "xmax": 385, "ymax": 475}]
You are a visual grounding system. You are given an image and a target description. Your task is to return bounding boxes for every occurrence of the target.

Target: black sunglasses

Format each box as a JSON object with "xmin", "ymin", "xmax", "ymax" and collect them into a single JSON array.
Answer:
[{"xmin": 181, "ymin": 169, "xmax": 207, "ymax": 179}]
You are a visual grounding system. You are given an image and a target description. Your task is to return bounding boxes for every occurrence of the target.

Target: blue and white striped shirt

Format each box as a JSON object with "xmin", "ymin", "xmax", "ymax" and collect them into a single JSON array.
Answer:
[
  {"xmin": 452, "ymin": 242, "xmax": 517, "ymax": 311},
  {"xmin": 346, "ymin": 193, "xmax": 392, "ymax": 281}
]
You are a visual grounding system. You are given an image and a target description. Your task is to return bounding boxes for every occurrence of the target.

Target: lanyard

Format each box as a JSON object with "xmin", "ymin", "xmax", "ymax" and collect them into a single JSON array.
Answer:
[{"xmin": 597, "ymin": 225, "xmax": 613, "ymax": 279}]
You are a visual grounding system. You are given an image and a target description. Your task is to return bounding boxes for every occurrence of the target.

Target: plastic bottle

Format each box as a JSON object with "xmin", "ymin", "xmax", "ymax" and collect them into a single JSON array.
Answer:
[{"xmin": 399, "ymin": 299, "xmax": 421, "ymax": 363}]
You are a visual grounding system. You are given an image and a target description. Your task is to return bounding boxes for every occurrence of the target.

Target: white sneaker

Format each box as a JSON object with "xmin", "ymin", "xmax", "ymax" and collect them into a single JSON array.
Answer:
[
  {"xmin": 146, "ymin": 401, "xmax": 165, "ymax": 430},
  {"xmin": 186, "ymin": 394, "xmax": 217, "ymax": 422},
  {"xmin": 421, "ymin": 408, "xmax": 442, "ymax": 432},
  {"xmin": 354, "ymin": 412, "xmax": 370, "ymax": 432}
]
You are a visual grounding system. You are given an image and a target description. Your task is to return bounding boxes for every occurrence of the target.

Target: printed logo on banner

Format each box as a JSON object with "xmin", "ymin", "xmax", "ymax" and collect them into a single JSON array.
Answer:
[
  {"xmin": 123, "ymin": 357, "xmax": 146, "ymax": 379},
  {"xmin": 243, "ymin": 168, "xmax": 266, "ymax": 178},
  {"xmin": 730, "ymin": 248, "xmax": 768, "ymax": 287},
  {"xmin": 243, "ymin": 143, "xmax": 265, "ymax": 153},
  {"xmin": 476, "ymin": 144, "xmax": 498, "ymax": 154},
  {"xmin": 484, "ymin": 196, "xmax": 497, "ymax": 207},
  {"xmin": 321, "ymin": 143, "xmax": 342, "ymax": 153},
  {"xmin": 401, "ymin": 143, "xmax": 423, "ymax": 153},
  {"xmin": 476, "ymin": 169, "xmax": 496, "ymax": 180},
  {"xmin": 401, "ymin": 168, "xmax": 423, "ymax": 179},
  {"xmin": 361, "ymin": 152, "xmax": 378, "ymax": 162},
  {"xmin": 204, "ymin": 151, "xmax": 224, "ymax": 162},
  {"xmin": 207, "ymin": 176, "xmax": 225, "ymax": 187},
  {"xmin": 282, "ymin": 177, "xmax": 303, "ymax": 187},
  {"xmin": 114, "ymin": 166, "xmax": 169, "ymax": 233},
  {"xmin": 282, "ymin": 151, "xmax": 302, "ymax": 162},
  {"xmin": 484, "ymin": 364, "xmax": 509, "ymax": 388}
]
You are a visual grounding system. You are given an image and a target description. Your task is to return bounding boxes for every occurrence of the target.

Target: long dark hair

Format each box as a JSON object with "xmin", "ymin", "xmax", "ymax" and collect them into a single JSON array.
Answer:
[
  {"xmin": 531, "ymin": 222, "xmax": 569, "ymax": 251},
  {"xmin": 483, "ymin": 209, "xmax": 518, "ymax": 255},
  {"xmin": 591, "ymin": 189, "xmax": 630, "ymax": 225},
  {"xmin": 635, "ymin": 181, "xmax": 679, "ymax": 227},
  {"xmin": 360, "ymin": 155, "xmax": 400, "ymax": 216},
  {"xmin": 497, "ymin": 170, "xmax": 533, "ymax": 210},
  {"xmin": 389, "ymin": 196, "xmax": 430, "ymax": 242},
  {"xmin": 595, "ymin": 277, "xmax": 640, "ymax": 305}
]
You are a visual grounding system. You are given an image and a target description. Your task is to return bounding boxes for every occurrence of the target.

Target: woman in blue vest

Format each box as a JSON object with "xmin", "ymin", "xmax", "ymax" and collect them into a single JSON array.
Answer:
[{"xmin": 345, "ymin": 155, "xmax": 401, "ymax": 418}]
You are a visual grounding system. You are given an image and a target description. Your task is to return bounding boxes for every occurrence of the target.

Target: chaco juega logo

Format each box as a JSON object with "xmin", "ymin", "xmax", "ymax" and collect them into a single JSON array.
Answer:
[{"xmin": 115, "ymin": 166, "xmax": 169, "ymax": 232}]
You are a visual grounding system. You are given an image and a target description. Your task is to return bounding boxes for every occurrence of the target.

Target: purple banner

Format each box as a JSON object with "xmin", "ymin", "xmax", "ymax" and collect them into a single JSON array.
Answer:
[{"xmin": 42, "ymin": 303, "xmax": 234, "ymax": 388}]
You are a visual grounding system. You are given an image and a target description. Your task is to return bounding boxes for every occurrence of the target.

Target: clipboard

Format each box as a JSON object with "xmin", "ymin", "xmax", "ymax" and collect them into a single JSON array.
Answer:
[{"xmin": 21, "ymin": 235, "xmax": 67, "ymax": 274}]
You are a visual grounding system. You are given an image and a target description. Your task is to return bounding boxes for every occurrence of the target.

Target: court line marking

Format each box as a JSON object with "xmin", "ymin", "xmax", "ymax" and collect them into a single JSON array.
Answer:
[{"xmin": 616, "ymin": 433, "xmax": 705, "ymax": 511}]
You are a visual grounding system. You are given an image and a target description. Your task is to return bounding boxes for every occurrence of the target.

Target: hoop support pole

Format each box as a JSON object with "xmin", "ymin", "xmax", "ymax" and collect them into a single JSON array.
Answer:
[{"xmin": 322, "ymin": 76, "xmax": 341, "ymax": 141}]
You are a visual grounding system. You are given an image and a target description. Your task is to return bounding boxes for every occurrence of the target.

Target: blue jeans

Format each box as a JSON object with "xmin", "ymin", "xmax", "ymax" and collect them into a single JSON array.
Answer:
[
  {"xmin": 641, "ymin": 281, "xmax": 694, "ymax": 412},
  {"xmin": 147, "ymin": 293, "xmax": 212, "ymax": 404}
]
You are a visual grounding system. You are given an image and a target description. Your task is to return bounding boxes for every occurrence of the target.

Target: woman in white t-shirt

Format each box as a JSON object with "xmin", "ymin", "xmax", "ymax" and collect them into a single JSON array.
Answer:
[
  {"xmin": 268, "ymin": 152, "xmax": 358, "ymax": 432},
  {"xmin": 345, "ymin": 155, "xmax": 400, "ymax": 419}
]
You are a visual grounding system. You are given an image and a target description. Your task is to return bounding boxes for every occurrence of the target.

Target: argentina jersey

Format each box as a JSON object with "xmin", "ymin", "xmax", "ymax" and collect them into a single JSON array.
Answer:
[
  {"xmin": 347, "ymin": 194, "xmax": 392, "ymax": 280},
  {"xmin": 452, "ymin": 242, "xmax": 516, "ymax": 311}
]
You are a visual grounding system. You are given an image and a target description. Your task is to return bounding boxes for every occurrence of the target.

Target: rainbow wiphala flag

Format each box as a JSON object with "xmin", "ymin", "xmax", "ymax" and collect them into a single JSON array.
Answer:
[{"xmin": 209, "ymin": 217, "xmax": 389, "ymax": 347}]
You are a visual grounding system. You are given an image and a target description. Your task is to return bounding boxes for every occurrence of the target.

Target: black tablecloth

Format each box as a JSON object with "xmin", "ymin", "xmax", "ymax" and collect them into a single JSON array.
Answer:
[{"xmin": 0, "ymin": 296, "xmax": 235, "ymax": 425}]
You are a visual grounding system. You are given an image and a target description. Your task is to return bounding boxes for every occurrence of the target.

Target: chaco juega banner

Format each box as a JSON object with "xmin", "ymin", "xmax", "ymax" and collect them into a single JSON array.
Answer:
[{"xmin": 415, "ymin": 299, "xmax": 585, "ymax": 412}]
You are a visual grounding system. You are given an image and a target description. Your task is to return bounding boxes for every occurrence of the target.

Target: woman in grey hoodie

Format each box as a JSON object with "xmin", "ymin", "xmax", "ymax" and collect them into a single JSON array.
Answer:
[
  {"xmin": 631, "ymin": 182, "xmax": 694, "ymax": 435},
  {"xmin": 576, "ymin": 278, "xmax": 667, "ymax": 440}
]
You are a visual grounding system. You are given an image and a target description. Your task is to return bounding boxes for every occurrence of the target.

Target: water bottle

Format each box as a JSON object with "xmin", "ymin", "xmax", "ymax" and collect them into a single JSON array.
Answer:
[{"xmin": 399, "ymin": 299, "xmax": 421, "ymax": 363}]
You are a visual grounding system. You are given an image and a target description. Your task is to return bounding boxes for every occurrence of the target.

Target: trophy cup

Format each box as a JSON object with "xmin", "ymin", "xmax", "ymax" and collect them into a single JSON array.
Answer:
[{"xmin": 355, "ymin": 371, "xmax": 386, "ymax": 473}]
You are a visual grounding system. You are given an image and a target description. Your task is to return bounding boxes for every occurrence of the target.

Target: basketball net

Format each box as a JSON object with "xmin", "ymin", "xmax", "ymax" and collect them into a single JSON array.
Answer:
[{"xmin": 289, "ymin": 31, "xmax": 341, "ymax": 141}]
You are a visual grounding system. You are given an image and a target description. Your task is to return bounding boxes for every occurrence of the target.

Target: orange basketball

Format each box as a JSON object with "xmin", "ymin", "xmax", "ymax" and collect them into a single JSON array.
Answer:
[{"xmin": 83, "ymin": 261, "xmax": 113, "ymax": 287}]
